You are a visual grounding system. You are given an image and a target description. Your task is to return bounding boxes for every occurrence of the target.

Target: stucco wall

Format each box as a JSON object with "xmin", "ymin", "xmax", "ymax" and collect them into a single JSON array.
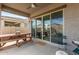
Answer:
[
  {"xmin": 64, "ymin": 4, "xmax": 79, "ymax": 53},
  {"xmin": 0, "ymin": 16, "xmax": 31, "ymax": 34}
]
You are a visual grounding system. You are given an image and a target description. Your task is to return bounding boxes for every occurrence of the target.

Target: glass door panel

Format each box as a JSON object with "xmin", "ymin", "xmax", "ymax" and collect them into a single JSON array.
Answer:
[
  {"xmin": 51, "ymin": 10, "xmax": 63, "ymax": 44},
  {"xmin": 36, "ymin": 17, "xmax": 42, "ymax": 39},
  {"xmin": 43, "ymin": 15, "xmax": 50, "ymax": 41},
  {"xmin": 31, "ymin": 19, "xmax": 36, "ymax": 38}
]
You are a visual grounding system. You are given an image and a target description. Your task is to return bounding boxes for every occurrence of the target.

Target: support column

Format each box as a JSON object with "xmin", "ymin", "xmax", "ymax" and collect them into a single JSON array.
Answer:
[
  {"xmin": 0, "ymin": 4, "xmax": 1, "ymax": 34},
  {"xmin": 28, "ymin": 17, "xmax": 32, "ymax": 33},
  {"xmin": 0, "ymin": 4, "xmax": 2, "ymax": 34},
  {"xmin": 28, "ymin": 17, "xmax": 33, "ymax": 42}
]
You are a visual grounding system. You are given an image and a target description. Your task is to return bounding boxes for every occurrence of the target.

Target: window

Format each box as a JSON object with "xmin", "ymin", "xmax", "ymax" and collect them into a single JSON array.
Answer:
[
  {"xmin": 43, "ymin": 15, "xmax": 50, "ymax": 41},
  {"xmin": 5, "ymin": 21, "xmax": 20, "ymax": 27},
  {"xmin": 51, "ymin": 10, "xmax": 63, "ymax": 44},
  {"xmin": 36, "ymin": 17, "xmax": 42, "ymax": 39},
  {"xmin": 31, "ymin": 10, "xmax": 64, "ymax": 45},
  {"xmin": 31, "ymin": 19, "xmax": 36, "ymax": 38}
]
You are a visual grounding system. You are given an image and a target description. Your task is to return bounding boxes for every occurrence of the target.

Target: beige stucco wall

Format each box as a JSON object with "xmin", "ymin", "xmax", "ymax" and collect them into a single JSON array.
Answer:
[
  {"xmin": 0, "ymin": 16, "xmax": 31, "ymax": 34},
  {"xmin": 64, "ymin": 4, "xmax": 79, "ymax": 53}
]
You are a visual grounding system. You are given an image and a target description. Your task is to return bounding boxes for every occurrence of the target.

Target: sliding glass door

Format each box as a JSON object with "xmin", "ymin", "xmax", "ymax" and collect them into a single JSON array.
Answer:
[
  {"xmin": 36, "ymin": 17, "xmax": 42, "ymax": 39},
  {"xmin": 31, "ymin": 10, "xmax": 63, "ymax": 44},
  {"xmin": 31, "ymin": 19, "xmax": 36, "ymax": 38},
  {"xmin": 43, "ymin": 15, "xmax": 50, "ymax": 41},
  {"xmin": 51, "ymin": 10, "xmax": 63, "ymax": 44}
]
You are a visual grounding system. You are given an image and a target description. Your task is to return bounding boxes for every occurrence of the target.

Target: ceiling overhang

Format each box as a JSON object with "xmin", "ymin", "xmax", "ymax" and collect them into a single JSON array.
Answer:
[
  {"xmin": 31, "ymin": 4, "xmax": 67, "ymax": 18},
  {"xmin": 0, "ymin": 4, "xmax": 67, "ymax": 19},
  {"xmin": 1, "ymin": 4, "xmax": 30, "ymax": 17}
]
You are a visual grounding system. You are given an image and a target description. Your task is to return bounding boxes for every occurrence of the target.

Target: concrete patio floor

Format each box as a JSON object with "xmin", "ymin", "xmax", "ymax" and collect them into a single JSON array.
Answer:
[{"xmin": 0, "ymin": 39, "xmax": 69, "ymax": 55}]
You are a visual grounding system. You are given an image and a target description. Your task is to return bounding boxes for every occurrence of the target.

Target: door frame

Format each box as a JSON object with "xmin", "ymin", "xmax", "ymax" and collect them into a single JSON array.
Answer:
[{"xmin": 31, "ymin": 9, "xmax": 64, "ymax": 45}]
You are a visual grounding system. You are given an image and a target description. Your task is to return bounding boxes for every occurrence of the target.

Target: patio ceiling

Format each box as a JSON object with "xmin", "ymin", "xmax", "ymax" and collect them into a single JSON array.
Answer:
[{"xmin": 2, "ymin": 3, "xmax": 51, "ymax": 17}]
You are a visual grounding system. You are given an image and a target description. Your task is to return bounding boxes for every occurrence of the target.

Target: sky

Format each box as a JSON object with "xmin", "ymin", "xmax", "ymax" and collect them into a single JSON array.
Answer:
[{"xmin": 1, "ymin": 11, "xmax": 28, "ymax": 19}]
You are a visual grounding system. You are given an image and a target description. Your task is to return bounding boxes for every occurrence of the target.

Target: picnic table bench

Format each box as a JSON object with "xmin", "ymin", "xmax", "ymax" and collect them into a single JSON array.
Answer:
[{"xmin": 0, "ymin": 33, "xmax": 32, "ymax": 47}]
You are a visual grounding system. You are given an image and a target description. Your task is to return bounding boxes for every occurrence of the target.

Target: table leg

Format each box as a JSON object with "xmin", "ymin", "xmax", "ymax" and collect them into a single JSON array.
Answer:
[
  {"xmin": 0, "ymin": 43, "xmax": 2, "ymax": 47},
  {"xmin": 29, "ymin": 37, "xmax": 33, "ymax": 43},
  {"xmin": 23, "ymin": 39, "xmax": 27, "ymax": 42},
  {"xmin": 0, "ymin": 43, "xmax": 6, "ymax": 48},
  {"xmin": 2, "ymin": 43, "xmax": 6, "ymax": 47},
  {"xmin": 16, "ymin": 40, "xmax": 20, "ymax": 47}
]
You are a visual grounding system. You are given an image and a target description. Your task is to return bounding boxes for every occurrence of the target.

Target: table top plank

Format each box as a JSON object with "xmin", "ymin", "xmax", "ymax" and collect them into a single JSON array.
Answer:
[{"xmin": 0, "ymin": 33, "xmax": 31, "ymax": 38}]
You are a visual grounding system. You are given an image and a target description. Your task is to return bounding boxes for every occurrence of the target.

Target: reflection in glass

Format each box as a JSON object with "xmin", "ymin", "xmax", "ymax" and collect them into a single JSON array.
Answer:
[
  {"xmin": 31, "ymin": 10, "xmax": 63, "ymax": 45},
  {"xmin": 43, "ymin": 15, "xmax": 50, "ymax": 41},
  {"xmin": 31, "ymin": 19, "xmax": 36, "ymax": 38},
  {"xmin": 51, "ymin": 11, "xmax": 63, "ymax": 44},
  {"xmin": 36, "ymin": 18, "xmax": 42, "ymax": 39}
]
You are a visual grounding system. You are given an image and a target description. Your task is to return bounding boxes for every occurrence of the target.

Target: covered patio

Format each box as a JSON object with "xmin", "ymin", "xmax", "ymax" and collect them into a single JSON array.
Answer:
[{"xmin": 0, "ymin": 3, "xmax": 79, "ymax": 55}]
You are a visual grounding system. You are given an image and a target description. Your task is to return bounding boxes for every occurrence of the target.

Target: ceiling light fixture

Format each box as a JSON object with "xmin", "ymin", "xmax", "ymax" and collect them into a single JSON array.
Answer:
[{"xmin": 31, "ymin": 3, "xmax": 36, "ymax": 8}]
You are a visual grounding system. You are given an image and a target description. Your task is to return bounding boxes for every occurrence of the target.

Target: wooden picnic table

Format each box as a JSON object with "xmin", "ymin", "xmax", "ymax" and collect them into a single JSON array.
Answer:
[{"xmin": 0, "ymin": 33, "xmax": 32, "ymax": 48}]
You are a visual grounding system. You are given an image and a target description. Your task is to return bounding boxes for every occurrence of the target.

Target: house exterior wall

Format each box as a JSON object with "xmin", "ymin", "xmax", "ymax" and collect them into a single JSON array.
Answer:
[
  {"xmin": 64, "ymin": 4, "xmax": 79, "ymax": 53},
  {"xmin": 31, "ymin": 4, "xmax": 79, "ymax": 53},
  {"xmin": 0, "ymin": 16, "xmax": 31, "ymax": 34}
]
